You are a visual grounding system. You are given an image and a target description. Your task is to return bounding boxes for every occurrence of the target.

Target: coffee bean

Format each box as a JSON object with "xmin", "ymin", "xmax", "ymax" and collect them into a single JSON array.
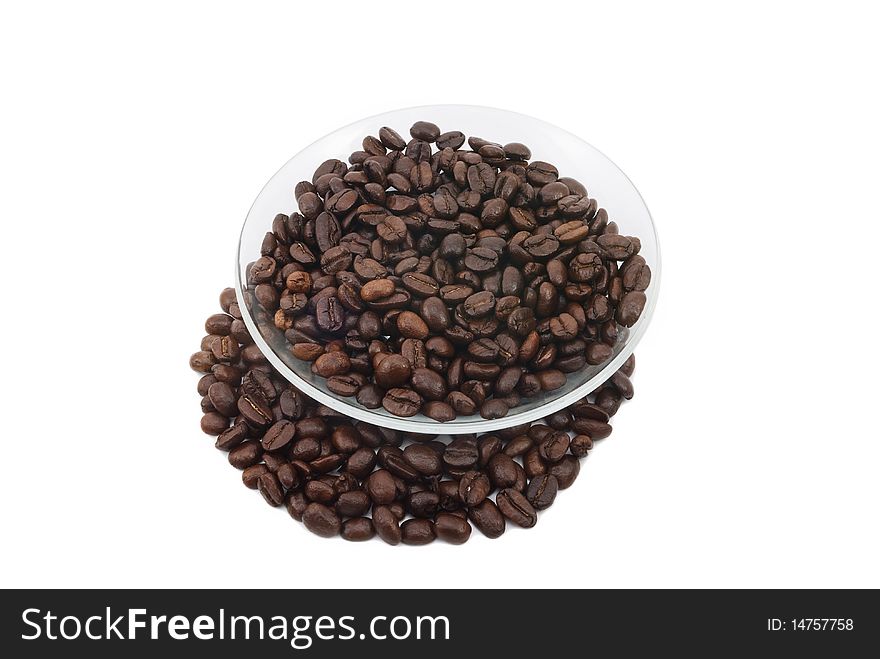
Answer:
[
  {"xmin": 215, "ymin": 423, "xmax": 248, "ymax": 451},
  {"xmin": 550, "ymin": 313, "xmax": 578, "ymax": 340},
  {"xmin": 242, "ymin": 464, "xmax": 268, "ymax": 489},
  {"xmin": 382, "ymin": 388, "xmax": 422, "ymax": 417},
  {"xmin": 401, "ymin": 518, "xmax": 436, "ymax": 545},
  {"xmin": 609, "ymin": 371, "xmax": 635, "ymax": 399},
  {"xmin": 496, "ymin": 488, "xmax": 538, "ymax": 528},
  {"xmin": 365, "ymin": 469, "xmax": 397, "ymax": 505},
  {"xmin": 487, "ymin": 453, "xmax": 518, "ymax": 489},
  {"xmin": 341, "ymin": 517, "xmax": 375, "ymax": 542},
  {"xmin": 397, "ymin": 311, "xmax": 429, "ymax": 339},
  {"xmin": 503, "ymin": 435, "xmax": 533, "ymax": 458},
  {"xmin": 302, "ymin": 503, "xmax": 341, "ymax": 537},
  {"xmin": 360, "ymin": 278, "xmax": 395, "ymax": 302},
  {"xmin": 261, "ymin": 419, "xmax": 296, "ymax": 451},
  {"xmin": 434, "ymin": 512, "xmax": 472, "ymax": 544},
  {"xmin": 379, "ymin": 126, "xmax": 406, "ymax": 150},
  {"xmin": 313, "ymin": 351, "xmax": 350, "ymax": 377},
  {"xmin": 257, "ymin": 472, "xmax": 285, "ymax": 507},
  {"xmin": 539, "ymin": 431, "xmax": 570, "ymax": 463},
  {"xmin": 480, "ymin": 399, "xmax": 509, "ymax": 419},
  {"xmin": 410, "ymin": 368, "xmax": 447, "ymax": 401},
  {"xmin": 237, "ymin": 392, "xmax": 273, "ymax": 428},
  {"xmin": 526, "ymin": 474, "xmax": 559, "ymax": 510},
  {"xmin": 374, "ymin": 354, "xmax": 411, "ymax": 388},
  {"xmin": 507, "ymin": 307, "xmax": 536, "ymax": 337},
  {"xmin": 227, "ymin": 440, "xmax": 261, "ymax": 469},
  {"xmin": 446, "ymin": 391, "xmax": 477, "ymax": 416},
  {"xmin": 570, "ymin": 434, "xmax": 593, "ymax": 457},
  {"xmin": 537, "ymin": 369, "xmax": 566, "ymax": 391},
  {"xmin": 443, "ymin": 437, "xmax": 478, "ymax": 469},
  {"xmin": 617, "ymin": 291, "xmax": 646, "ymax": 326},
  {"xmin": 372, "ymin": 505, "xmax": 402, "ymax": 545},
  {"xmin": 407, "ymin": 490, "xmax": 440, "ymax": 518},
  {"xmin": 459, "ymin": 470, "xmax": 491, "ymax": 507},
  {"xmin": 403, "ymin": 443, "xmax": 443, "ymax": 476},
  {"xmin": 466, "ymin": 499, "xmax": 504, "ymax": 538},
  {"xmin": 467, "ymin": 163, "xmax": 496, "ymax": 195},
  {"xmin": 410, "ymin": 120, "xmax": 440, "ymax": 142},
  {"xmin": 327, "ymin": 374, "xmax": 361, "ymax": 397},
  {"xmin": 548, "ymin": 455, "xmax": 580, "ymax": 489},
  {"xmin": 571, "ymin": 417, "xmax": 613, "ymax": 440}
]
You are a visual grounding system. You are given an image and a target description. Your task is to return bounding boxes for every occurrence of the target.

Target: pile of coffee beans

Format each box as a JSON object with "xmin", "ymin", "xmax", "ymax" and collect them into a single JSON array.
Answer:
[
  {"xmin": 243, "ymin": 121, "xmax": 651, "ymax": 420},
  {"xmin": 191, "ymin": 288, "xmax": 635, "ymax": 544}
]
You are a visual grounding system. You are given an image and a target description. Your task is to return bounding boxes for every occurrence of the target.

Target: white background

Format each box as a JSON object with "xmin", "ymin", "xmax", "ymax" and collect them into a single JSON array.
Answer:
[{"xmin": 1, "ymin": 1, "xmax": 878, "ymax": 589}]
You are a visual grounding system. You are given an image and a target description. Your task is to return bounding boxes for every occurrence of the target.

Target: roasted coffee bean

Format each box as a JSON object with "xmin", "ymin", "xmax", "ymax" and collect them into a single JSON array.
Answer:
[
  {"xmin": 365, "ymin": 469, "xmax": 397, "ymax": 505},
  {"xmin": 463, "ymin": 291, "xmax": 496, "ymax": 318},
  {"xmin": 237, "ymin": 393, "xmax": 273, "ymax": 428},
  {"xmin": 468, "ymin": 500, "xmax": 506, "ymax": 538},
  {"xmin": 434, "ymin": 512, "xmax": 471, "ymax": 544},
  {"xmin": 206, "ymin": 381, "xmax": 237, "ymax": 417},
  {"xmin": 459, "ymin": 471, "xmax": 491, "ymax": 507},
  {"xmin": 242, "ymin": 464, "xmax": 268, "ymax": 489},
  {"xmin": 496, "ymin": 488, "xmax": 538, "ymax": 528},
  {"xmin": 228, "ymin": 440, "xmax": 262, "ymax": 469},
  {"xmin": 446, "ymin": 391, "xmax": 477, "ymax": 416},
  {"xmin": 190, "ymin": 351, "xmax": 217, "ymax": 373},
  {"xmin": 571, "ymin": 417, "xmax": 613, "ymax": 440},
  {"xmin": 313, "ymin": 351, "xmax": 350, "ymax": 377},
  {"xmin": 609, "ymin": 371, "xmax": 635, "ymax": 399},
  {"xmin": 397, "ymin": 311, "xmax": 429, "ymax": 339},
  {"xmin": 258, "ymin": 472, "xmax": 285, "ymax": 507},
  {"xmin": 549, "ymin": 455, "xmax": 580, "ymax": 489},
  {"xmin": 315, "ymin": 296, "xmax": 345, "ymax": 333},
  {"xmin": 539, "ymin": 431, "xmax": 570, "ymax": 463},
  {"xmin": 345, "ymin": 447, "xmax": 377, "ymax": 479},
  {"xmin": 284, "ymin": 490, "xmax": 308, "ymax": 521},
  {"xmin": 408, "ymin": 490, "xmax": 440, "ymax": 518},
  {"xmin": 372, "ymin": 505, "xmax": 402, "ymax": 545},
  {"xmin": 374, "ymin": 354, "xmax": 411, "ymax": 388},
  {"xmin": 410, "ymin": 120, "xmax": 440, "ymax": 142},
  {"xmin": 215, "ymin": 423, "xmax": 248, "ymax": 451},
  {"xmin": 401, "ymin": 518, "xmax": 436, "ymax": 545},
  {"xmin": 382, "ymin": 387, "xmax": 422, "ymax": 417},
  {"xmin": 423, "ymin": 393, "xmax": 455, "ymax": 421},
  {"xmin": 403, "ymin": 443, "xmax": 443, "ymax": 476},
  {"xmin": 487, "ymin": 453, "xmax": 518, "ymax": 489},
  {"xmin": 302, "ymin": 503, "xmax": 341, "ymax": 537},
  {"xmin": 523, "ymin": 233, "xmax": 559, "ymax": 258},
  {"xmin": 480, "ymin": 399, "xmax": 509, "ymax": 419},
  {"xmin": 503, "ymin": 435, "xmax": 533, "ymax": 458},
  {"xmin": 570, "ymin": 434, "xmax": 593, "ymax": 457},
  {"xmin": 327, "ymin": 374, "xmax": 361, "ymax": 396},
  {"xmin": 360, "ymin": 278, "xmax": 395, "ymax": 302},
  {"xmin": 341, "ymin": 517, "xmax": 375, "ymax": 542},
  {"xmin": 617, "ymin": 291, "xmax": 646, "ymax": 326},
  {"xmin": 537, "ymin": 369, "xmax": 566, "ymax": 391},
  {"xmin": 311, "ymin": 454, "xmax": 345, "ymax": 474},
  {"xmin": 443, "ymin": 437, "xmax": 478, "ymax": 469},
  {"xmin": 277, "ymin": 463, "xmax": 300, "ymax": 490},
  {"xmin": 410, "ymin": 368, "xmax": 447, "ymax": 401},
  {"xmin": 507, "ymin": 307, "xmax": 536, "ymax": 337},
  {"xmin": 526, "ymin": 474, "xmax": 559, "ymax": 510},
  {"xmin": 305, "ymin": 479, "xmax": 337, "ymax": 504},
  {"xmin": 402, "ymin": 272, "xmax": 439, "ymax": 297},
  {"xmin": 379, "ymin": 126, "xmax": 406, "ymax": 150},
  {"xmin": 262, "ymin": 419, "xmax": 296, "ymax": 451}
]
